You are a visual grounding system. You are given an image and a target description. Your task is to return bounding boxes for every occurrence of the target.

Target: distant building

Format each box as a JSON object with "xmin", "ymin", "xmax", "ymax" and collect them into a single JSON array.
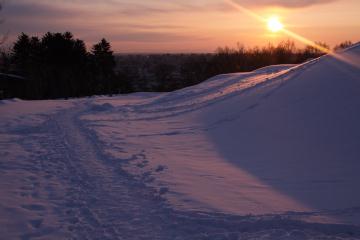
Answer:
[{"xmin": 0, "ymin": 73, "xmax": 26, "ymax": 99}]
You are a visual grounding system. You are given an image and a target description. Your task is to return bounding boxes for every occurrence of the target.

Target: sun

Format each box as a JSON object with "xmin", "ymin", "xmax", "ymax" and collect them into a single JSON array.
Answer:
[{"xmin": 267, "ymin": 16, "xmax": 284, "ymax": 33}]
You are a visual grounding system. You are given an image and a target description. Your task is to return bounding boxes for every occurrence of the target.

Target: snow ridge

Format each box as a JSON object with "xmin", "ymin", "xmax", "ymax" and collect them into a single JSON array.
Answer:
[{"xmin": 1, "ymin": 44, "xmax": 360, "ymax": 239}]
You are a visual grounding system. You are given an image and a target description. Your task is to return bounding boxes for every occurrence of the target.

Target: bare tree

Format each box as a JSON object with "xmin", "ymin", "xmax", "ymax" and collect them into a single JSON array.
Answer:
[{"xmin": 0, "ymin": 3, "xmax": 8, "ymax": 45}]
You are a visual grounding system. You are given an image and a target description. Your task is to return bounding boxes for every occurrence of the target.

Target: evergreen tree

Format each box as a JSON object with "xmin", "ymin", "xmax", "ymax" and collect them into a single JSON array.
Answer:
[
  {"xmin": 12, "ymin": 33, "xmax": 31, "ymax": 75},
  {"xmin": 91, "ymin": 39, "xmax": 116, "ymax": 94},
  {"xmin": 39, "ymin": 32, "xmax": 89, "ymax": 98}
]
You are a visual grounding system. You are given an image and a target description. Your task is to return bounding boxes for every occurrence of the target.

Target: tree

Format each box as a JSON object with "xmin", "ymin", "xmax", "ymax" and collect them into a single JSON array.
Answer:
[
  {"xmin": 274, "ymin": 40, "xmax": 297, "ymax": 63},
  {"xmin": 12, "ymin": 33, "xmax": 32, "ymax": 75},
  {"xmin": 334, "ymin": 41, "xmax": 353, "ymax": 51},
  {"xmin": 11, "ymin": 32, "xmax": 91, "ymax": 99},
  {"xmin": 9, "ymin": 32, "xmax": 122, "ymax": 99},
  {"xmin": 39, "ymin": 32, "xmax": 89, "ymax": 98},
  {"xmin": 0, "ymin": 48, "xmax": 11, "ymax": 73},
  {"xmin": 302, "ymin": 41, "xmax": 329, "ymax": 60},
  {"xmin": 0, "ymin": 3, "xmax": 10, "ymax": 75},
  {"xmin": 153, "ymin": 63, "xmax": 176, "ymax": 91},
  {"xmin": 0, "ymin": 3, "xmax": 8, "ymax": 45},
  {"xmin": 91, "ymin": 38, "xmax": 116, "ymax": 94}
]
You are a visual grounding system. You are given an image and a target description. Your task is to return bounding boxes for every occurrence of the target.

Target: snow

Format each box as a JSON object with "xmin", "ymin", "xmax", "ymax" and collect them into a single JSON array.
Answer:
[
  {"xmin": 1, "ymin": 45, "xmax": 360, "ymax": 239},
  {"xmin": 0, "ymin": 73, "xmax": 25, "ymax": 79}
]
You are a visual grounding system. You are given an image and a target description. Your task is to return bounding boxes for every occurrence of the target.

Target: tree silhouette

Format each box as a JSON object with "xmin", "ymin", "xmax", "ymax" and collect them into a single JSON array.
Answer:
[
  {"xmin": 91, "ymin": 38, "xmax": 116, "ymax": 94},
  {"xmin": 0, "ymin": 3, "xmax": 8, "ymax": 45},
  {"xmin": 41, "ymin": 32, "xmax": 89, "ymax": 98},
  {"xmin": 5, "ymin": 33, "xmax": 348, "ymax": 100},
  {"xmin": 334, "ymin": 41, "xmax": 353, "ymax": 51},
  {"xmin": 12, "ymin": 33, "xmax": 32, "ymax": 76},
  {"xmin": 11, "ymin": 32, "xmax": 91, "ymax": 98}
]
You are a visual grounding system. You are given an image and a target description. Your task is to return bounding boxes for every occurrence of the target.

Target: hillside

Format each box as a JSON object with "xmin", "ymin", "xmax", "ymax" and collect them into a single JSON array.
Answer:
[{"xmin": 1, "ymin": 44, "xmax": 360, "ymax": 239}]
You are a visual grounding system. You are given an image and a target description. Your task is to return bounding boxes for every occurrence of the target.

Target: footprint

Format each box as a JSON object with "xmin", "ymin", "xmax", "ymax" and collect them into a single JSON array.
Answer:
[
  {"xmin": 155, "ymin": 165, "xmax": 166, "ymax": 172},
  {"xmin": 21, "ymin": 204, "xmax": 46, "ymax": 211},
  {"xmin": 29, "ymin": 219, "xmax": 43, "ymax": 229},
  {"xmin": 26, "ymin": 176, "xmax": 37, "ymax": 181},
  {"xmin": 31, "ymin": 192, "xmax": 40, "ymax": 198},
  {"xmin": 159, "ymin": 187, "xmax": 168, "ymax": 195},
  {"xmin": 20, "ymin": 192, "xmax": 29, "ymax": 197},
  {"xmin": 136, "ymin": 160, "xmax": 149, "ymax": 168}
]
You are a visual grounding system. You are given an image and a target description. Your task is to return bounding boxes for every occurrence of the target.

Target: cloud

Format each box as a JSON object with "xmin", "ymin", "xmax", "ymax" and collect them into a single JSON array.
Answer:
[
  {"xmin": 1, "ymin": 1, "xmax": 186, "ymax": 31},
  {"xmin": 87, "ymin": 31, "xmax": 207, "ymax": 43},
  {"xmin": 2, "ymin": 1, "xmax": 87, "ymax": 20},
  {"xmin": 235, "ymin": 0, "xmax": 339, "ymax": 8},
  {"xmin": 1, "ymin": 0, "xmax": 230, "ymax": 40},
  {"xmin": 4, "ymin": 0, "xmax": 234, "ymax": 18},
  {"xmin": 1, "ymin": 0, "xmax": 198, "ymax": 46},
  {"xmin": 1, "ymin": 0, "xmax": 345, "ymax": 51}
]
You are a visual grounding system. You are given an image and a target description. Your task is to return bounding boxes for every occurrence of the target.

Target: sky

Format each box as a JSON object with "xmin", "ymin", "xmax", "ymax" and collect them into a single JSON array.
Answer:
[{"xmin": 1, "ymin": 0, "xmax": 360, "ymax": 53}]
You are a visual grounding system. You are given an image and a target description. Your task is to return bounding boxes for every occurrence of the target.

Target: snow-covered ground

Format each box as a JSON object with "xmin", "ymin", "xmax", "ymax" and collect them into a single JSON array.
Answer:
[{"xmin": 1, "ymin": 45, "xmax": 360, "ymax": 239}]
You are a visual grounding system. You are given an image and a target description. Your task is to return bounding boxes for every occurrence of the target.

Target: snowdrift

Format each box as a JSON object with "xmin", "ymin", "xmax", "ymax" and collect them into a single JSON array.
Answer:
[
  {"xmin": 1, "ymin": 44, "xmax": 359, "ymax": 239},
  {"xmin": 85, "ymin": 44, "xmax": 360, "ymax": 225},
  {"xmin": 199, "ymin": 45, "xmax": 360, "ymax": 220},
  {"xmin": 0, "ymin": 45, "xmax": 360, "ymax": 239}
]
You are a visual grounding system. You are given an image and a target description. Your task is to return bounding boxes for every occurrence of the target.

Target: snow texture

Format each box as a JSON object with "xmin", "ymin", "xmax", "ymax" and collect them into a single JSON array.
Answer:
[{"xmin": 1, "ymin": 44, "xmax": 360, "ymax": 239}]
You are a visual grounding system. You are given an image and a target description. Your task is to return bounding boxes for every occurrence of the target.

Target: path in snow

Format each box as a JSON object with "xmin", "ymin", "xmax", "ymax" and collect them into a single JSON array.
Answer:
[
  {"xmin": 82, "ymin": 46, "xmax": 360, "ymax": 225},
  {"xmin": 2, "ymin": 45, "xmax": 360, "ymax": 239},
  {"xmin": 1, "ymin": 101, "xmax": 360, "ymax": 239}
]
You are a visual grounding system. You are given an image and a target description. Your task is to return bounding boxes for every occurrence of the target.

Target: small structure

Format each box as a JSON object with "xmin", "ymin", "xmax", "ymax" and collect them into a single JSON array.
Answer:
[{"xmin": 0, "ymin": 73, "xmax": 26, "ymax": 99}]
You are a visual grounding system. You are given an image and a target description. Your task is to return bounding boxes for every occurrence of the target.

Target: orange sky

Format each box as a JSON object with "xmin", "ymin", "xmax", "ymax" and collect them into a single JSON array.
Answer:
[{"xmin": 3, "ymin": 0, "xmax": 360, "ymax": 53}]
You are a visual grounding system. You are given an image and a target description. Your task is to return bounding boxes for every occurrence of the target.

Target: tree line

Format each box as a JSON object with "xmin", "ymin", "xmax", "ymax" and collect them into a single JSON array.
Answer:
[
  {"xmin": 1, "ymin": 32, "xmax": 120, "ymax": 99},
  {"xmin": 0, "ymin": 32, "xmax": 354, "ymax": 99}
]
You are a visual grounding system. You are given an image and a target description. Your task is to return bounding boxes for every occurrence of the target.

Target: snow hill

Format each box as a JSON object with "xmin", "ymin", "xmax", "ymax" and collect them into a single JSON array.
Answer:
[{"xmin": 0, "ymin": 44, "xmax": 360, "ymax": 239}]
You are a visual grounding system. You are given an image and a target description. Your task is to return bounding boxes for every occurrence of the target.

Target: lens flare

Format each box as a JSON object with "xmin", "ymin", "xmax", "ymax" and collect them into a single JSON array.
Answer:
[
  {"xmin": 267, "ymin": 17, "xmax": 283, "ymax": 33},
  {"xmin": 224, "ymin": 0, "xmax": 359, "ymax": 69}
]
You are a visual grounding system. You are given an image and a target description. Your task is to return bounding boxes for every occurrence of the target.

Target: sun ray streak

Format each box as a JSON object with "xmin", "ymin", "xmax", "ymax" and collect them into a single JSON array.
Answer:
[
  {"xmin": 282, "ymin": 29, "xmax": 331, "ymax": 53},
  {"xmin": 223, "ymin": 0, "xmax": 265, "ymax": 22},
  {"xmin": 224, "ymin": 0, "xmax": 360, "ymax": 69}
]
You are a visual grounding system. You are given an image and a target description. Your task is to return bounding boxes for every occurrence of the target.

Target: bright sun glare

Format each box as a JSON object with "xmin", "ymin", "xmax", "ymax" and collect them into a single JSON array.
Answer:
[{"xmin": 267, "ymin": 17, "xmax": 284, "ymax": 33}]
